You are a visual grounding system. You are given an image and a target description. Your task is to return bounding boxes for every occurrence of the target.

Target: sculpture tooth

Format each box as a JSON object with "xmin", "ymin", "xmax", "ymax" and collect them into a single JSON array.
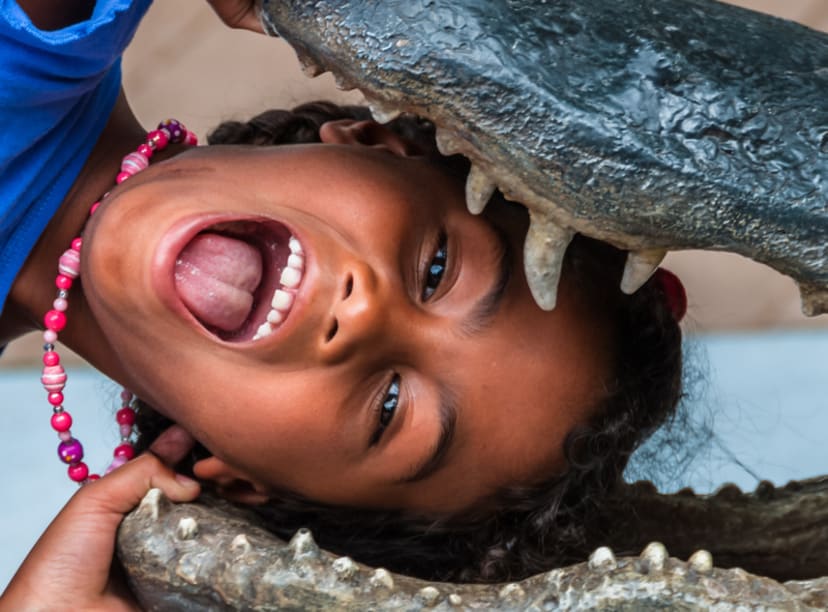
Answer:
[
  {"xmin": 755, "ymin": 480, "xmax": 776, "ymax": 500},
  {"xmin": 175, "ymin": 517, "xmax": 199, "ymax": 541},
  {"xmin": 523, "ymin": 213, "xmax": 574, "ymax": 310},
  {"xmin": 498, "ymin": 582, "xmax": 526, "ymax": 603},
  {"xmin": 714, "ymin": 483, "xmax": 744, "ymax": 500},
  {"xmin": 465, "ymin": 165, "xmax": 496, "ymax": 215},
  {"xmin": 332, "ymin": 556, "xmax": 358, "ymax": 579},
  {"xmin": 369, "ymin": 568, "xmax": 395, "ymax": 591},
  {"xmin": 435, "ymin": 128, "xmax": 465, "ymax": 156},
  {"xmin": 448, "ymin": 594, "xmax": 463, "ymax": 606},
  {"xmin": 136, "ymin": 488, "xmax": 169, "ymax": 521},
  {"xmin": 688, "ymin": 550, "xmax": 714, "ymax": 575},
  {"xmin": 333, "ymin": 72, "xmax": 356, "ymax": 91},
  {"xmin": 588, "ymin": 546, "xmax": 617, "ymax": 571},
  {"xmin": 231, "ymin": 534, "xmax": 252, "ymax": 556},
  {"xmin": 368, "ymin": 101, "xmax": 402, "ymax": 123},
  {"xmin": 620, "ymin": 249, "xmax": 667, "ymax": 294},
  {"xmin": 799, "ymin": 285, "xmax": 828, "ymax": 317},
  {"xmin": 288, "ymin": 528, "xmax": 320, "ymax": 559},
  {"xmin": 640, "ymin": 541, "xmax": 668, "ymax": 572},
  {"xmin": 295, "ymin": 51, "xmax": 324, "ymax": 78},
  {"xmin": 417, "ymin": 586, "xmax": 441, "ymax": 607}
]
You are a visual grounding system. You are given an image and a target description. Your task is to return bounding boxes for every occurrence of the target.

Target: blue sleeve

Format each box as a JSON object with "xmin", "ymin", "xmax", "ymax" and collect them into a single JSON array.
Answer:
[{"xmin": 0, "ymin": 0, "xmax": 153, "ymax": 314}]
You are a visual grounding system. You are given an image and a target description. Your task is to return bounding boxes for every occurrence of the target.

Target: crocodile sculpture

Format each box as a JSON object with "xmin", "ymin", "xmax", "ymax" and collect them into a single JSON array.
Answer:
[{"xmin": 118, "ymin": 0, "xmax": 828, "ymax": 608}]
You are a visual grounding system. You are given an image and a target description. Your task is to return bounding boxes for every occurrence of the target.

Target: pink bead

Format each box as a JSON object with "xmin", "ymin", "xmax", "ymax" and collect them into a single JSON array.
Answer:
[
  {"xmin": 120, "ymin": 424, "xmax": 133, "ymax": 438},
  {"xmin": 120, "ymin": 389, "xmax": 134, "ymax": 402},
  {"xmin": 43, "ymin": 351, "xmax": 60, "ymax": 366},
  {"xmin": 48, "ymin": 392, "xmax": 64, "ymax": 406},
  {"xmin": 68, "ymin": 462, "xmax": 89, "ymax": 482},
  {"xmin": 43, "ymin": 330, "xmax": 58, "ymax": 344},
  {"xmin": 58, "ymin": 248, "xmax": 80, "ymax": 278},
  {"xmin": 41, "ymin": 364, "xmax": 67, "ymax": 392},
  {"xmin": 53, "ymin": 297, "xmax": 68, "ymax": 312},
  {"xmin": 106, "ymin": 455, "xmax": 128, "ymax": 474},
  {"xmin": 115, "ymin": 171, "xmax": 132, "ymax": 184},
  {"xmin": 147, "ymin": 129, "xmax": 169, "ymax": 150},
  {"xmin": 44, "ymin": 309, "xmax": 66, "ymax": 332},
  {"xmin": 51, "ymin": 411, "xmax": 72, "ymax": 432},
  {"xmin": 116, "ymin": 407, "xmax": 136, "ymax": 426},
  {"xmin": 71, "ymin": 237, "xmax": 82, "ymax": 252},
  {"xmin": 89, "ymin": 201, "xmax": 100, "ymax": 215},
  {"xmin": 59, "ymin": 431, "xmax": 72, "ymax": 442},
  {"xmin": 121, "ymin": 151, "xmax": 149, "ymax": 175},
  {"xmin": 88, "ymin": 474, "xmax": 100, "ymax": 481},
  {"xmin": 137, "ymin": 143, "xmax": 153, "ymax": 158},
  {"xmin": 184, "ymin": 131, "xmax": 198, "ymax": 146},
  {"xmin": 55, "ymin": 274, "xmax": 73, "ymax": 290},
  {"xmin": 113, "ymin": 443, "xmax": 135, "ymax": 460}
]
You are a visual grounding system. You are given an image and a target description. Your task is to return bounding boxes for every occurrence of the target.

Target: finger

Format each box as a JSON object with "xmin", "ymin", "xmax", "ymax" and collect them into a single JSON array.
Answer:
[
  {"xmin": 80, "ymin": 452, "xmax": 200, "ymax": 517},
  {"xmin": 148, "ymin": 424, "xmax": 196, "ymax": 465},
  {"xmin": 206, "ymin": 1, "xmax": 265, "ymax": 33}
]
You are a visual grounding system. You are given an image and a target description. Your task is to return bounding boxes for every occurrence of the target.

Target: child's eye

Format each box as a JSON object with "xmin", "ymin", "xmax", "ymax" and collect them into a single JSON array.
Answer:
[
  {"xmin": 370, "ymin": 373, "xmax": 400, "ymax": 445},
  {"xmin": 422, "ymin": 232, "xmax": 448, "ymax": 300}
]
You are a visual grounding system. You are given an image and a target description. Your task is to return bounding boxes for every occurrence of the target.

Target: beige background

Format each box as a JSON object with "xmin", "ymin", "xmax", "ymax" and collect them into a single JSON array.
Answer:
[{"xmin": 2, "ymin": 0, "xmax": 826, "ymax": 365}]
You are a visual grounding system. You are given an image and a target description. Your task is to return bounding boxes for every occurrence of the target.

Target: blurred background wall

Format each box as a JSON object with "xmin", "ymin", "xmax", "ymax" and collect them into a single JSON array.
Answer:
[{"xmin": 2, "ymin": 0, "xmax": 826, "ymax": 364}]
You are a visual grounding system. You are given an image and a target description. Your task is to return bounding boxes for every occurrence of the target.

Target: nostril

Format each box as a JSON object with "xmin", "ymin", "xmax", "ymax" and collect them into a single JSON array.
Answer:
[
  {"xmin": 344, "ymin": 274, "xmax": 354, "ymax": 298},
  {"xmin": 326, "ymin": 319, "xmax": 339, "ymax": 342}
]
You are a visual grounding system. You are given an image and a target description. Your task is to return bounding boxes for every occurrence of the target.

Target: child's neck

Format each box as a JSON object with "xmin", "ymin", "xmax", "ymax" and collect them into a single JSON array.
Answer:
[{"xmin": 2, "ymin": 93, "xmax": 154, "ymax": 381}]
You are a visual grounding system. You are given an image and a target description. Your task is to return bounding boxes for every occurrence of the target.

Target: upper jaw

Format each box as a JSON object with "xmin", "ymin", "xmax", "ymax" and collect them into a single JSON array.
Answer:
[{"xmin": 153, "ymin": 214, "xmax": 312, "ymax": 348}]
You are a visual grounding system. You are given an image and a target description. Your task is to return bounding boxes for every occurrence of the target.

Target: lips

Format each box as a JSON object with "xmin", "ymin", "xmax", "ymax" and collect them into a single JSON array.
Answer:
[{"xmin": 172, "ymin": 220, "xmax": 305, "ymax": 342}]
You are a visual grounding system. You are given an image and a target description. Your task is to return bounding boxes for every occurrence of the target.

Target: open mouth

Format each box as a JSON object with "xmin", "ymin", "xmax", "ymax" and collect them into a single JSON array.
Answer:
[{"xmin": 173, "ymin": 220, "xmax": 304, "ymax": 342}]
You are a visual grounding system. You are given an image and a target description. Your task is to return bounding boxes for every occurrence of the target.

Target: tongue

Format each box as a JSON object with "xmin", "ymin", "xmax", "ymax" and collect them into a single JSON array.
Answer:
[{"xmin": 174, "ymin": 232, "xmax": 263, "ymax": 331}]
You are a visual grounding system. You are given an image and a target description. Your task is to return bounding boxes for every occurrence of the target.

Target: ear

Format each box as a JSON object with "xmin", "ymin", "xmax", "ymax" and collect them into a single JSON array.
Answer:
[
  {"xmin": 192, "ymin": 456, "xmax": 271, "ymax": 505},
  {"xmin": 319, "ymin": 119, "xmax": 424, "ymax": 156}
]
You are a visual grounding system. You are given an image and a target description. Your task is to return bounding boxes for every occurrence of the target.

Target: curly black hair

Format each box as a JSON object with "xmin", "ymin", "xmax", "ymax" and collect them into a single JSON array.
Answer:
[{"xmin": 134, "ymin": 101, "xmax": 683, "ymax": 583}]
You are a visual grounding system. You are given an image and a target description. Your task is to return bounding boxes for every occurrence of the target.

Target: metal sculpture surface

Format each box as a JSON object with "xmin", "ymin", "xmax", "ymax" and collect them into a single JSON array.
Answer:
[{"xmin": 118, "ymin": 0, "xmax": 828, "ymax": 607}]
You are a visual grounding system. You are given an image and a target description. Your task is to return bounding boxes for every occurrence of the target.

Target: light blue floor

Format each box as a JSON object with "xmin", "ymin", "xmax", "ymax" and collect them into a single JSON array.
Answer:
[{"xmin": 1, "ymin": 329, "xmax": 827, "ymax": 591}]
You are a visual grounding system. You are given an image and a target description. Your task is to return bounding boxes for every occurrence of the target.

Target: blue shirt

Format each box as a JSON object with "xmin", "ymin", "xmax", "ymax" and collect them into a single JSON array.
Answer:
[{"xmin": 0, "ymin": 0, "xmax": 152, "ymax": 314}]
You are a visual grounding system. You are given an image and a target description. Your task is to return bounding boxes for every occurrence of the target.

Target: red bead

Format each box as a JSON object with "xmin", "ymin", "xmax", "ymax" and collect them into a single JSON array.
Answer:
[
  {"xmin": 113, "ymin": 444, "xmax": 135, "ymax": 460},
  {"xmin": 47, "ymin": 391, "xmax": 64, "ymax": 406},
  {"xmin": 50, "ymin": 411, "xmax": 72, "ymax": 432},
  {"xmin": 89, "ymin": 201, "xmax": 100, "ymax": 215},
  {"xmin": 68, "ymin": 462, "xmax": 89, "ymax": 482},
  {"xmin": 44, "ymin": 309, "xmax": 67, "ymax": 332},
  {"xmin": 71, "ymin": 237, "xmax": 82, "ymax": 252},
  {"xmin": 88, "ymin": 474, "xmax": 100, "ymax": 481},
  {"xmin": 137, "ymin": 143, "xmax": 153, "ymax": 158},
  {"xmin": 43, "ymin": 351, "xmax": 60, "ymax": 366},
  {"xmin": 116, "ymin": 408, "xmax": 136, "ymax": 426},
  {"xmin": 184, "ymin": 131, "xmax": 198, "ymax": 146},
  {"xmin": 147, "ymin": 129, "xmax": 169, "ymax": 150},
  {"xmin": 116, "ymin": 171, "xmax": 131, "ymax": 184},
  {"xmin": 55, "ymin": 275, "xmax": 73, "ymax": 290}
]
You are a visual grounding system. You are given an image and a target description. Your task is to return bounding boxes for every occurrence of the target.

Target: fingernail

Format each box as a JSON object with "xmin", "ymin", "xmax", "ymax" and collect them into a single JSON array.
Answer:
[{"xmin": 175, "ymin": 473, "xmax": 199, "ymax": 487}]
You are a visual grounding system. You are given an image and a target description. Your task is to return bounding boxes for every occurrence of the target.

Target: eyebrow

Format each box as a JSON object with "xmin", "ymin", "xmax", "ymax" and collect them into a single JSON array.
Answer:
[
  {"xmin": 458, "ymin": 224, "xmax": 513, "ymax": 337},
  {"xmin": 398, "ymin": 383, "xmax": 458, "ymax": 484}
]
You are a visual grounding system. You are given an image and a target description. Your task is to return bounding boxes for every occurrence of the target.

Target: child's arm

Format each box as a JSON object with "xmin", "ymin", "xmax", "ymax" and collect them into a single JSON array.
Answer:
[{"xmin": 0, "ymin": 427, "xmax": 201, "ymax": 612}]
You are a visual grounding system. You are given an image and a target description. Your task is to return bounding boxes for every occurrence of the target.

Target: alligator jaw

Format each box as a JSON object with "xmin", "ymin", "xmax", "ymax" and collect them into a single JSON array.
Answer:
[{"xmin": 260, "ymin": 0, "xmax": 828, "ymax": 315}]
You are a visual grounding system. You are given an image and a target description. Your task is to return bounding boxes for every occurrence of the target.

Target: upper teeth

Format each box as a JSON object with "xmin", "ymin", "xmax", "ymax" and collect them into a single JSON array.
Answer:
[{"xmin": 252, "ymin": 236, "xmax": 304, "ymax": 340}]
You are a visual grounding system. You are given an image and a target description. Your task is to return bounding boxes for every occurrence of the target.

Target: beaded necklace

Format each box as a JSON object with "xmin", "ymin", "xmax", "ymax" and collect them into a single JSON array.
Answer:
[{"xmin": 41, "ymin": 119, "xmax": 196, "ymax": 484}]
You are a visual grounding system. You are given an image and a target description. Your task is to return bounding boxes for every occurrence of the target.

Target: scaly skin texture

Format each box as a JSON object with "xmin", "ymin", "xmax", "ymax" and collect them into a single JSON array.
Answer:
[
  {"xmin": 118, "ymin": 483, "xmax": 828, "ymax": 610},
  {"xmin": 260, "ymin": 0, "xmax": 828, "ymax": 313},
  {"xmin": 118, "ymin": 0, "xmax": 828, "ymax": 607}
]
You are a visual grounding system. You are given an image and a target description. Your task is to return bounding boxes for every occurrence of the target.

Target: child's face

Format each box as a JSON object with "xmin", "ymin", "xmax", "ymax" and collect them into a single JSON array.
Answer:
[{"xmin": 82, "ymin": 122, "xmax": 611, "ymax": 514}]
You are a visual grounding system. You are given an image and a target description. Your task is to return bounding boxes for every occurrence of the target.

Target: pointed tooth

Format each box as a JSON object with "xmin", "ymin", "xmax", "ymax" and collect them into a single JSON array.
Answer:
[
  {"xmin": 332, "ymin": 556, "xmax": 358, "ymax": 579},
  {"xmin": 465, "ymin": 165, "xmax": 496, "ymax": 215},
  {"xmin": 523, "ymin": 214, "xmax": 574, "ymax": 311},
  {"xmin": 434, "ymin": 128, "xmax": 464, "ymax": 156},
  {"xmin": 287, "ymin": 253, "xmax": 304, "ymax": 270},
  {"xmin": 295, "ymin": 51, "xmax": 323, "ymax": 78},
  {"xmin": 368, "ymin": 101, "xmax": 402, "ymax": 124},
  {"xmin": 137, "ymin": 488, "xmax": 169, "ymax": 520},
  {"xmin": 640, "ymin": 541, "xmax": 668, "ymax": 572},
  {"xmin": 289, "ymin": 237, "xmax": 303, "ymax": 256},
  {"xmin": 333, "ymin": 72, "xmax": 356, "ymax": 91},
  {"xmin": 280, "ymin": 266, "xmax": 302, "ymax": 288},
  {"xmin": 271, "ymin": 289, "xmax": 294, "ymax": 311},
  {"xmin": 289, "ymin": 527, "xmax": 320, "ymax": 559},
  {"xmin": 799, "ymin": 283, "xmax": 828, "ymax": 316},
  {"xmin": 231, "ymin": 534, "xmax": 252, "ymax": 555},
  {"xmin": 176, "ymin": 517, "xmax": 199, "ymax": 540},
  {"xmin": 588, "ymin": 546, "xmax": 617, "ymax": 571},
  {"xmin": 369, "ymin": 568, "xmax": 395, "ymax": 590},
  {"xmin": 620, "ymin": 249, "xmax": 667, "ymax": 294},
  {"xmin": 687, "ymin": 549, "xmax": 713, "ymax": 574}
]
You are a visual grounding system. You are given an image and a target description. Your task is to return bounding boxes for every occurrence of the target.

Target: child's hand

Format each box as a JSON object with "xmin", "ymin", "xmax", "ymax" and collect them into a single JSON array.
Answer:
[
  {"xmin": 0, "ymin": 427, "xmax": 201, "ymax": 612},
  {"xmin": 206, "ymin": 0, "xmax": 265, "ymax": 33}
]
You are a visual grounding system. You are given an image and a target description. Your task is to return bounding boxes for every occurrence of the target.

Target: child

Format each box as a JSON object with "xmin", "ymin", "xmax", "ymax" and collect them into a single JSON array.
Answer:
[{"xmin": 0, "ymin": 1, "xmax": 684, "ymax": 606}]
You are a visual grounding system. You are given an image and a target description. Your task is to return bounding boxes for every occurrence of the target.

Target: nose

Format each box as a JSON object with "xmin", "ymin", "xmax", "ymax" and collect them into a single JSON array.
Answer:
[{"xmin": 321, "ymin": 260, "xmax": 385, "ymax": 362}]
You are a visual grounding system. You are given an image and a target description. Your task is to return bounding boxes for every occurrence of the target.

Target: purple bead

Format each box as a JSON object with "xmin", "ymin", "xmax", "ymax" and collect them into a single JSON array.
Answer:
[
  {"xmin": 159, "ymin": 119, "xmax": 184, "ymax": 143},
  {"xmin": 58, "ymin": 438, "xmax": 84, "ymax": 464}
]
